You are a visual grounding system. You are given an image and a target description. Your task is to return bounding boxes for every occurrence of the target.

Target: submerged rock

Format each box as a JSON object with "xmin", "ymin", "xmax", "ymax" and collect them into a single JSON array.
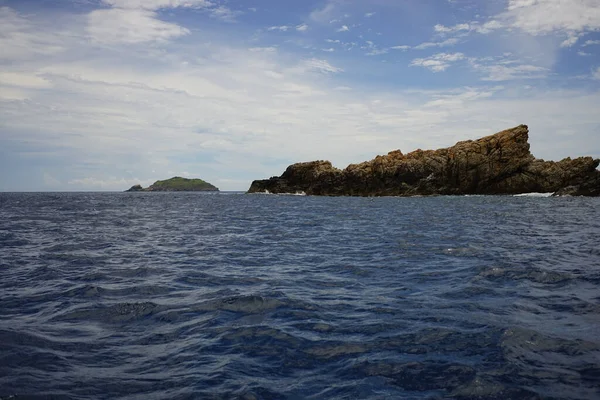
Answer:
[
  {"xmin": 126, "ymin": 177, "xmax": 219, "ymax": 192},
  {"xmin": 248, "ymin": 125, "xmax": 600, "ymax": 196}
]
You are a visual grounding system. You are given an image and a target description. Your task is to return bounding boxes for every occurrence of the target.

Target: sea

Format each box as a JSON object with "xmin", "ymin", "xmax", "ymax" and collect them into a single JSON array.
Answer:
[{"xmin": 0, "ymin": 192, "xmax": 599, "ymax": 400}]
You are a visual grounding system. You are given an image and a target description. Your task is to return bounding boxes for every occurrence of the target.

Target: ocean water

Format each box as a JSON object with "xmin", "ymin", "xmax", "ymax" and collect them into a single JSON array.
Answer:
[{"xmin": 1, "ymin": 192, "xmax": 599, "ymax": 400}]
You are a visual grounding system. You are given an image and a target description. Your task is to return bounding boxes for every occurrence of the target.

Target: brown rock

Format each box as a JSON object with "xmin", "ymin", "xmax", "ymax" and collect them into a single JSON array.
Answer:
[{"xmin": 248, "ymin": 125, "xmax": 600, "ymax": 196}]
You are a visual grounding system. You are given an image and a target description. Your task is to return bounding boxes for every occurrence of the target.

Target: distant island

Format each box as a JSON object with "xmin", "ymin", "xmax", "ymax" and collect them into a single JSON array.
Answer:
[
  {"xmin": 126, "ymin": 177, "xmax": 219, "ymax": 192},
  {"xmin": 248, "ymin": 125, "xmax": 600, "ymax": 197}
]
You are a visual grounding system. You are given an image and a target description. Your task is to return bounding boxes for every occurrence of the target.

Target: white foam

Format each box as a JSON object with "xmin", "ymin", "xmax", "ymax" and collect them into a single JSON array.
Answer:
[
  {"xmin": 249, "ymin": 190, "xmax": 271, "ymax": 195},
  {"xmin": 513, "ymin": 192, "xmax": 554, "ymax": 197},
  {"xmin": 277, "ymin": 191, "xmax": 307, "ymax": 196}
]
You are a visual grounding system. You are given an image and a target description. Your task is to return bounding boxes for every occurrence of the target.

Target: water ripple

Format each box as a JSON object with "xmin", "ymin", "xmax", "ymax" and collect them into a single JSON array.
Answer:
[{"xmin": 0, "ymin": 193, "xmax": 599, "ymax": 399}]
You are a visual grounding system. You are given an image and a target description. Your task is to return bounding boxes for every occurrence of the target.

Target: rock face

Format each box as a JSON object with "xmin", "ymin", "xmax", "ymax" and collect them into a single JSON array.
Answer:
[
  {"xmin": 248, "ymin": 125, "xmax": 600, "ymax": 196},
  {"xmin": 126, "ymin": 184, "xmax": 144, "ymax": 192},
  {"xmin": 126, "ymin": 177, "xmax": 219, "ymax": 192}
]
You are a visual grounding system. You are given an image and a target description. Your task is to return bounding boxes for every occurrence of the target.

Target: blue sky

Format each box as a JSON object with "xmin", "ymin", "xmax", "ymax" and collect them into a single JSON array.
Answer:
[{"xmin": 1, "ymin": 0, "xmax": 599, "ymax": 191}]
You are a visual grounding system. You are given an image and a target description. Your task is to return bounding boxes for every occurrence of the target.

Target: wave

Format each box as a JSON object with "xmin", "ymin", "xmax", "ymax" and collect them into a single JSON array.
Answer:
[
  {"xmin": 513, "ymin": 192, "xmax": 554, "ymax": 197},
  {"xmin": 250, "ymin": 190, "xmax": 306, "ymax": 196},
  {"xmin": 2, "ymin": 192, "xmax": 599, "ymax": 399}
]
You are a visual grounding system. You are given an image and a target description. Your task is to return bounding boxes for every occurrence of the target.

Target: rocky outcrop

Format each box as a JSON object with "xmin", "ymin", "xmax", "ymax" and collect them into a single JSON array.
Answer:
[
  {"xmin": 248, "ymin": 125, "xmax": 600, "ymax": 196},
  {"xmin": 553, "ymin": 174, "xmax": 600, "ymax": 197},
  {"xmin": 126, "ymin": 177, "xmax": 219, "ymax": 192},
  {"xmin": 126, "ymin": 184, "xmax": 144, "ymax": 192}
]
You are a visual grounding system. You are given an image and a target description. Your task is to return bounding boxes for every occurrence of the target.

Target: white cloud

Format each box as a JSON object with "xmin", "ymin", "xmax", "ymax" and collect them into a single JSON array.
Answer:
[
  {"xmin": 87, "ymin": 8, "xmax": 190, "ymax": 44},
  {"xmin": 583, "ymin": 39, "xmax": 600, "ymax": 46},
  {"xmin": 268, "ymin": 25, "xmax": 289, "ymax": 31},
  {"xmin": 0, "ymin": 87, "xmax": 30, "ymax": 101},
  {"xmin": 470, "ymin": 57, "xmax": 548, "ymax": 81},
  {"xmin": 366, "ymin": 48, "xmax": 388, "ymax": 56},
  {"xmin": 337, "ymin": 25, "xmax": 349, "ymax": 32},
  {"xmin": 3, "ymin": 52, "xmax": 599, "ymax": 190},
  {"xmin": 594, "ymin": 67, "xmax": 600, "ymax": 80},
  {"xmin": 434, "ymin": 20, "xmax": 503, "ymax": 35},
  {"xmin": 414, "ymin": 38, "xmax": 459, "ymax": 50},
  {"xmin": 94, "ymin": 0, "xmax": 238, "ymax": 40},
  {"xmin": 264, "ymin": 70, "xmax": 284, "ymax": 80},
  {"xmin": 434, "ymin": 1, "xmax": 600, "ymax": 42},
  {"xmin": 410, "ymin": 53, "xmax": 465, "ymax": 72},
  {"xmin": 88, "ymin": 0, "xmax": 240, "ymax": 44},
  {"xmin": 507, "ymin": 0, "xmax": 538, "ymax": 11},
  {"xmin": 423, "ymin": 87, "xmax": 502, "ymax": 109},
  {"xmin": 365, "ymin": 12, "xmax": 376, "ymax": 18},
  {"xmin": 296, "ymin": 23, "xmax": 309, "ymax": 32},
  {"xmin": 310, "ymin": 2, "xmax": 337, "ymax": 23},
  {"xmin": 209, "ymin": 6, "xmax": 240, "ymax": 22},
  {"xmin": 303, "ymin": 58, "xmax": 343, "ymax": 74},
  {"xmin": 1, "ymin": 5, "xmax": 600, "ymax": 191},
  {"xmin": 248, "ymin": 46, "xmax": 277, "ymax": 53},
  {"xmin": 0, "ymin": 72, "xmax": 53, "ymax": 88},
  {"xmin": 362, "ymin": 40, "xmax": 388, "ymax": 56},
  {"xmin": 102, "ymin": 0, "xmax": 213, "ymax": 10},
  {"xmin": 560, "ymin": 33, "xmax": 580, "ymax": 47},
  {"xmin": 476, "ymin": 20, "xmax": 504, "ymax": 34},
  {"xmin": 434, "ymin": 23, "xmax": 471, "ymax": 33},
  {"xmin": 322, "ymin": 48, "xmax": 335, "ymax": 52},
  {"xmin": 504, "ymin": 0, "xmax": 600, "ymax": 35},
  {"xmin": 391, "ymin": 45, "xmax": 410, "ymax": 51},
  {"xmin": 414, "ymin": 42, "xmax": 434, "ymax": 50},
  {"xmin": 0, "ymin": 7, "xmax": 67, "ymax": 61},
  {"xmin": 424, "ymin": 1, "xmax": 600, "ymax": 76},
  {"xmin": 68, "ymin": 176, "xmax": 153, "ymax": 189}
]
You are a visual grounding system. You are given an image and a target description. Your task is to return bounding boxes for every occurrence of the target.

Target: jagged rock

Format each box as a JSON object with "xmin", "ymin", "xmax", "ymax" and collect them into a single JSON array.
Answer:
[
  {"xmin": 552, "ymin": 174, "xmax": 600, "ymax": 197},
  {"xmin": 248, "ymin": 125, "xmax": 600, "ymax": 196},
  {"xmin": 126, "ymin": 184, "xmax": 144, "ymax": 192},
  {"xmin": 125, "ymin": 177, "xmax": 219, "ymax": 192}
]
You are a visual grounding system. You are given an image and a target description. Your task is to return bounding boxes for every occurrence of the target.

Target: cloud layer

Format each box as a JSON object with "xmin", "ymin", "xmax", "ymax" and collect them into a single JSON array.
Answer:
[{"xmin": 0, "ymin": 0, "xmax": 599, "ymax": 191}]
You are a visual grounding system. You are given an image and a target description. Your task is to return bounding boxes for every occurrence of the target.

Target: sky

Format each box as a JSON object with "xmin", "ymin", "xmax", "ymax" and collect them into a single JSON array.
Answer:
[{"xmin": 1, "ymin": 0, "xmax": 599, "ymax": 191}]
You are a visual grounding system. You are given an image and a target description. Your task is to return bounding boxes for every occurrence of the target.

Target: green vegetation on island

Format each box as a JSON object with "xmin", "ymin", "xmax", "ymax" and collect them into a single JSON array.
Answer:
[{"xmin": 126, "ymin": 177, "xmax": 219, "ymax": 192}]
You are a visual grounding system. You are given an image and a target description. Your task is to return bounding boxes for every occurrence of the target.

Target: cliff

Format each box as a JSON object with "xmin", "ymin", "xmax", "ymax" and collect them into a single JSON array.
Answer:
[
  {"xmin": 126, "ymin": 177, "xmax": 219, "ymax": 192},
  {"xmin": 248, "ymin": 125, "xmax": 600, "ymax": 196}
]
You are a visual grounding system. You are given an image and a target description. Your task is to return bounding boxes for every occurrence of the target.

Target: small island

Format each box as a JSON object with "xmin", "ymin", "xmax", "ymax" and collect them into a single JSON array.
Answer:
[
  {"xmin": 248, "ymin": 125, "xmax": 600, "ymax": 197},
  {"xmin": 126, "ymin": 177, "xmax": 219, "ymax": 192}
]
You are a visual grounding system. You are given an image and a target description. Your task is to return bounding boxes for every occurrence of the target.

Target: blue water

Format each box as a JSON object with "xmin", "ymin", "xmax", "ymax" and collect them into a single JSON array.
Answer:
[{"xmin": 1, "ymin": 192, "xmax": 599, "ymax": 400}]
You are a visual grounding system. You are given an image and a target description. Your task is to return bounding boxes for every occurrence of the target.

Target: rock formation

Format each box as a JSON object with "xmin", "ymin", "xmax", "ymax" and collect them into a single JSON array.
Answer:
[
  {"xmin": 248, "ymin": 125, "xmax": 600, "ymax": 196},
  {"xmin": 126, "ymin": 184, "xmax": 144, "ymax": 192},
  {"xmin": 126, "ymin": 177, "xmax": 219, "ymax": 192}
]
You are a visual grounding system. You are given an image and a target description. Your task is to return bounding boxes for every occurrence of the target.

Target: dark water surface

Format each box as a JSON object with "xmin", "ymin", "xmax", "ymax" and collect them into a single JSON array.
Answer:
[{"xmin": 1, "ymin": 192, "xmax": 599, "ymax": 399}]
